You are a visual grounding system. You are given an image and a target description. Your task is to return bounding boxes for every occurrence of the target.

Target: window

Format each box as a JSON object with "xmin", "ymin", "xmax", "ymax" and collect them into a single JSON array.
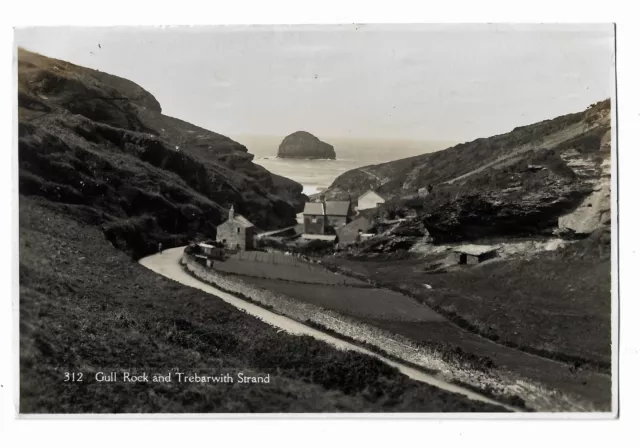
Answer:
[
  {"xmin": 237, "ymin": 227, "xmax": 240, "ymax": 233},
  {"xmin": 311, "ymin": 217, "xmax": 317, "ymax": 223}
]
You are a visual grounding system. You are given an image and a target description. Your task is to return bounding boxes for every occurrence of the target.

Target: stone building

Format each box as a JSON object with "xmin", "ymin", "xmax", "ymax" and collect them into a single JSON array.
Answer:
[
  {"xmin": 302, "ymin": 200, "xmax": 353, "ymax": 234},
  {"xmin": 216, "ymin": 205, "xmax": 256, "ymax": 251}
]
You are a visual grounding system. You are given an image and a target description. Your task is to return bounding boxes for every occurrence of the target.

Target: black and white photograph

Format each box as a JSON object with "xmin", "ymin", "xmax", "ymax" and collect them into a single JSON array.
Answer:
[{"xmin": 13, "ymin": 22, "xmax": 617, "ymax": 415}]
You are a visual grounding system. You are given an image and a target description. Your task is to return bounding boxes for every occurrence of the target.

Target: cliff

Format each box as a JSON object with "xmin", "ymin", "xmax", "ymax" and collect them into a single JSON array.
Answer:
[
  {"xmin": 277, "ymin": 131, "xmax": 336, "ymax": 159},
  {"xmin": 18, "ymin": 49, "xmax": 306, "ymax": 258},
  {"xmin": 325, "ymin": 100, "xmax": 612, "ymax": 243}
]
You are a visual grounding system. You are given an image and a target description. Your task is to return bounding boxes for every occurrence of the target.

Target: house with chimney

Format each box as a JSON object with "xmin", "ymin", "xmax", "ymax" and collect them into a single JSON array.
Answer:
[{"xmin": 216, "ymin": 205, "xmax": 256, "ymax": 251}]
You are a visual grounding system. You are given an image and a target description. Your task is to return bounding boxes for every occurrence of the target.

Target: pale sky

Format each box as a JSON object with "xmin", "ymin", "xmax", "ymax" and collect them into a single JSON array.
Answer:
[{"xmin": 15, "ymin": 24, "xmax": 614, "ymax": 142}]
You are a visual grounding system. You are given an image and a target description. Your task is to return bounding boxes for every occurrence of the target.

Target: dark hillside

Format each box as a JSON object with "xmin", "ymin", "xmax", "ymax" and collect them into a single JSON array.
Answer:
[{"xmin": 18, "ymin": 49, "xmax": 306, "ymax": 259}]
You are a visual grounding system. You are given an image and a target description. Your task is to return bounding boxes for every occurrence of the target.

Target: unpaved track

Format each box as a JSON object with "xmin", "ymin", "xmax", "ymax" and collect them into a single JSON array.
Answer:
[{"xmin": 140, "ymin": 246, "xmax": 518, "ymax": 412}]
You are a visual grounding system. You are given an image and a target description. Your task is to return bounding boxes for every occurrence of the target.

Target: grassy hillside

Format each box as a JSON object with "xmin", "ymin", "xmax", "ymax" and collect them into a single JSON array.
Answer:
[
  {"xmin": 331, "ymin": 229, "xmax": 611, "ymax": 369},
  {"xmin": 327, "ymin": 101, "xmax": 611, "ymax": 244},
  {"xmin": 19, "ymin": 197, "xmax": 504, "ymax": 413},
  {"xmin": 323, "ymin": 230, "xmax": 612, "ymax": 410},
  {"xmin": 18, "ymin": 48, "xmax": 306, "ymax": 260},
  {"xmin": 325, "ymin": 100, "xmax": 610, "ymax": 201}
]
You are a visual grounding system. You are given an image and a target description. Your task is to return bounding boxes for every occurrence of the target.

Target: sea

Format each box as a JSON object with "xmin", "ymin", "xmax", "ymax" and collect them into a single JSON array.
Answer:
[{"xmin": 233, "ymin": 135, "xmax": 456, "ymax": 196}]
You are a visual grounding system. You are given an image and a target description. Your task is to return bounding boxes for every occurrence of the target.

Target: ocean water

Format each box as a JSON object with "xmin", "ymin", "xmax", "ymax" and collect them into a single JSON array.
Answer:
[
  {"xmin": 235, "ymin": 135, "xmax": 456, "ymax": 195},
  {"xmin": 255, "ymin": 158, "xmax": 375, "ymax": 195}
]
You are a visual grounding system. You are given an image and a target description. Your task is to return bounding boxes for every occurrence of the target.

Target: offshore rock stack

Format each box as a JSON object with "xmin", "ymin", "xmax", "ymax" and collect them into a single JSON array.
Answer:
[{"xmin": 277, "ymin": 131, "xmax": 336, "ymax": 159}]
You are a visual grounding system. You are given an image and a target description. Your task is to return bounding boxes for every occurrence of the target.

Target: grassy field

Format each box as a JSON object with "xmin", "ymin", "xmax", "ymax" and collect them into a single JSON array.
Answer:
[
  {"xmin": 215, "ymin": 252, "xmax": 366, "ymax": 286},
  {"xmin": 208, "ymin": 249, "xmax": 611, "ymax": 409},
  {"xmin": 330, "ymin": 232, "xmax": 612, "ymax": 370},
  {"xmin": 239, "ymin": 277, "xmax": 445, "ymax": 323},
  {"xmin": 19, "ymin": 196, "xmax": 505, "ymax": 413}
]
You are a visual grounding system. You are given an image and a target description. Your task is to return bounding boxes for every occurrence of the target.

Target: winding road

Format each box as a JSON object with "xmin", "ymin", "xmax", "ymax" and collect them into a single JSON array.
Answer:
[{"xmin": 139, "ymin": 246, "xmax": 516, "ymax": 411}]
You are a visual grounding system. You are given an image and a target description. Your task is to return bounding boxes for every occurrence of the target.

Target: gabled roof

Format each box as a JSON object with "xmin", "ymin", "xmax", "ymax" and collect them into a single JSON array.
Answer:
[
  {"xmin": 357, "ymin": 190, "xmax": 386, "ymax": 202},
  {"xmin": 325, "ymin": 201, "xmax": 350, "ymax": 216},
  {"xmin": 220, "ymin": 214, "xmax": 254, "ymax": 228},
  {"xmin": 303, "ymin": 202, "xmax": 325, "ymax": 215},
  {"xmin": 336, "ymin": 216, "xmax": 372, "ymax": 241},
  {"xmin": 233, "ymin": 214, "xmax": 255, "ymax": 228},
  {"xmin": 453, "ymin": 244, "xmax": 500, "ymax": 256}
]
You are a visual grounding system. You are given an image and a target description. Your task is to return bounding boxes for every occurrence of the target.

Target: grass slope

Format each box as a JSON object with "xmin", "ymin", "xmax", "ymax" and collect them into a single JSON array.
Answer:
[
  {"xmin": 19, "ymin": 197, "xmax": 504, "ymax": 413},
  {"xmin": 326, "ymin": 100, "xmax": 610, "ymax": 200},
  {"xmin": 332, "ymin": 232, "xmax": 611, "ymax": 369}
]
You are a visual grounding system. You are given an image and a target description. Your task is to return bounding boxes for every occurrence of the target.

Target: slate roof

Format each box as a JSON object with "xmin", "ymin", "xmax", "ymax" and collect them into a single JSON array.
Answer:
[
  {"xmin": 357, "ymin": 190, "xmax": 386, "ymax": 202},
  {"xmin": 325, "ymin": 201, "xmax": 350, "ymax": 216},
  {"xmin": 303, "ymin": 202, "xmax": 325, "ymax": 215},
  {"xmin": 226, "ymin": 214, "xmax": 254, "ymax": 228},
  {"xmin": 453, "ymin": 244, "xmax": 500, "ymax": 256},
  {"xmin": 336, "ymin": 216, "xmax": 372, "ymax": 243}
]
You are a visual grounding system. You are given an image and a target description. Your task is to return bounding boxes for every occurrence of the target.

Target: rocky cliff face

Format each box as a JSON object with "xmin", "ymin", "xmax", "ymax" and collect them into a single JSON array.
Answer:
[
  {"xmin": 18, "ymin": 49, "xmax": 306, "ymax": 258},
  {"xmin": 277, "ymin": 131, "xmax": 336, "ymax": 159},
  {"xmin": 326, "ymin": 100, "xmax": 611, "ymax": 243},
  {"xmin": 557, "ymin": 130, "xmax": 612, "ymax": 235}
]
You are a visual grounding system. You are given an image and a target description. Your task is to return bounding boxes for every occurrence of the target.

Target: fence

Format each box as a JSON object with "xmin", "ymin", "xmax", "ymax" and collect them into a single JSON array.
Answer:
[
  {"xmin": 230, "ymin": 250, "xmax": 314, "ymax": 267},
  {"xmin": 215, "ymin": 250, "xmax": 365, "ymax": 286}
]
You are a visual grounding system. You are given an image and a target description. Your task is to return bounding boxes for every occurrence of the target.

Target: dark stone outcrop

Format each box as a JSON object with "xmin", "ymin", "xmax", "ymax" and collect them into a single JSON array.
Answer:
[
  {"xmin": 325, "ymin": 100, "xmax": 611, "ymax": 244},
  {"xmin": 18, "ymin": 49, "xmax": 306, "ymax": 259},
  {"xmin": 277, "ymin": 131, "xmax": 336, "ymax": 159}
]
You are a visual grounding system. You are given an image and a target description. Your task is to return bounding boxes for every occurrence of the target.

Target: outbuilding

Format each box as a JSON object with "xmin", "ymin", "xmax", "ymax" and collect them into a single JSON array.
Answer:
[
  {"xmin": 336, "ymin": 216, "xmax": 372, "ymax": 245},
  {"xmin": 453, "ymin": 245, "xmax": 500, "ymax": 265},
  {"xmin": 197, "ymin": 242, "xmax": 226, "ymax": 261}
]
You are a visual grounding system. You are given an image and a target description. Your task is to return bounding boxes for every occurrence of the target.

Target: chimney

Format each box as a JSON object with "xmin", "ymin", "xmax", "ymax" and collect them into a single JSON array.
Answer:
[{"xmin": 229, "ymin": 205, "xmax": 234, "ymax": 221}]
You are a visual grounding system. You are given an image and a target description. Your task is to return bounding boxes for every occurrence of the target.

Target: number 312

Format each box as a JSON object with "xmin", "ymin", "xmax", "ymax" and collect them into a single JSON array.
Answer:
[{"xmin": 64, "ymin": 372, "xmax": 83, "ymax": 382}]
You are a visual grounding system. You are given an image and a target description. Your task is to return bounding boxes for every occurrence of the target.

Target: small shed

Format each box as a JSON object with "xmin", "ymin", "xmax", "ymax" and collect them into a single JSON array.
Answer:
[
  {"xmin": 336, "ymin": 216, "xmax": 372, "ymax": 245},
  {"xmin": 197, "ymin": 242, "xmax": 226, "ymax": 261},
  {"xmin": 453, "ymin": 245, "xmax": 500, "ymax": 265}
]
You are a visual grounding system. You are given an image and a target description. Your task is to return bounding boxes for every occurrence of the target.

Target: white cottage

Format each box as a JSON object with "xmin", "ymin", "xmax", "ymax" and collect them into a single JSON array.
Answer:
[{"xmin": 357, "ymin": 190, "xmax": 386, "ymax": 211}]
